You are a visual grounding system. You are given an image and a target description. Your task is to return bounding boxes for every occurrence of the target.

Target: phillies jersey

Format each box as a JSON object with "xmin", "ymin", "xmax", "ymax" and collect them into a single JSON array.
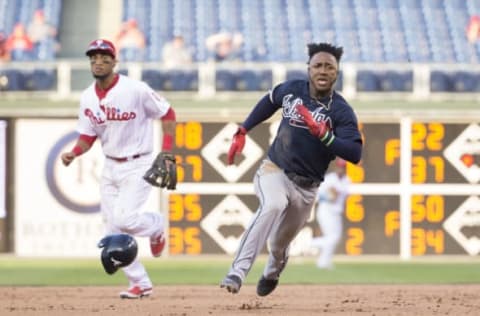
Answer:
[
  {"xmin": 267, "ymin": 80, "xmax": 361, "ymax": 182},
  {"xmin": 76, "ymin": 74, "xmax": 171, "ymax": 157}
]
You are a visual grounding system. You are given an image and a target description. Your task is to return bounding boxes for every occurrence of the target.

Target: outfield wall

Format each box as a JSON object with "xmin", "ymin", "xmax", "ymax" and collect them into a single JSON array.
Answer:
[{"xmin": 1, "ymin": 110, "xmax": 480, "ymax": 259}]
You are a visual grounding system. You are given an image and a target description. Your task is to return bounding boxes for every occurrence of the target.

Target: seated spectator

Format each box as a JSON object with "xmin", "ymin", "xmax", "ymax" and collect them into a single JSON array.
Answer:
[
  {"xmin": 466, "ymin": 15, "xmax": 480, "ymax": 44},
  {"xmin": 0, "ymin": 31, "xmax": 9, "ymax": 62},
  {"xmin": 205, "ymin": 31, "xmax": 243, "ymax": 62},
  {"xmin": 115, "ymin": 18, "xmax": 146, "ymax": 61},
  {"xmin": 27, "ymin": 9, "xmax": 59, "ymax": 59},
  {"xmin": 5, "ymin": 23, "xmax": 34, "ymax": 61},
  {"xmin": 162, "ymin": 35, "xmax": 192, "ymax": 68}
]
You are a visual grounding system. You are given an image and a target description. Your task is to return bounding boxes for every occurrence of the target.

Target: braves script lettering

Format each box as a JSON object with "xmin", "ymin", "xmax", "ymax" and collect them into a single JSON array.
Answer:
[{"xmin": 282, "ymin": 94, "xmax": 332, "ymax": 129}]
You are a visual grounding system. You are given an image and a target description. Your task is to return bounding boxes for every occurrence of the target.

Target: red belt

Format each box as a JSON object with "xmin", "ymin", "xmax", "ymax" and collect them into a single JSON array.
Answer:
[{"xmin": 106, "ymin": 154, "xmax": 142, "ymax": 162}]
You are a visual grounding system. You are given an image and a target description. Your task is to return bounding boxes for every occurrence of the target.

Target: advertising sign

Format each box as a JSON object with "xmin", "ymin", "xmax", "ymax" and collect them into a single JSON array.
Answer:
[{"xmin": 14, "ymin": 119, "xmax": 160, "ymax": 257}]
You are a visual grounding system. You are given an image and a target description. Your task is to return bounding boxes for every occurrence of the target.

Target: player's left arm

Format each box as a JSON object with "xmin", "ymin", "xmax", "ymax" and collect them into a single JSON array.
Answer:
[
  {"xmin": 299, "ymin": 104, "xmax": 362, "ymax": 164},
  {"xmin": 160, "ymin": 107, "xmax": 176, "ymax": 152},
  {"xmin": 328, "ymin": 111, "xmax": 362, "ymax": 164},
  {"xmin": 160, "ymin": 107, "xmax": 177, "ymax": 185},
  {"xmin": 143, "ymin": 107, "xmax": 177, "ymax": 189},
  {"xmin": 328, "ymin": 136, "xmax": 362, "ymax": 164}
]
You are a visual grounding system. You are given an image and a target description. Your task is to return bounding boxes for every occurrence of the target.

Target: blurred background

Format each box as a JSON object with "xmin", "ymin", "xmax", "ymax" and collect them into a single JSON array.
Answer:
[
  {"xmin": 1, "ymin": 0, "xmax": 480, "ymax": 97},
  {"xmin": 0, "ymin": 0, "xmax": 479, "ymax": 261}
]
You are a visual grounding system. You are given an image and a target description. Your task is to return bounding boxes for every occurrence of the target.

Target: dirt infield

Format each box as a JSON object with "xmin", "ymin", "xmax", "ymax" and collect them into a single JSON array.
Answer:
[{"xmin": 1, "ymin": 284, "xmax": 479, "ymax": 315}]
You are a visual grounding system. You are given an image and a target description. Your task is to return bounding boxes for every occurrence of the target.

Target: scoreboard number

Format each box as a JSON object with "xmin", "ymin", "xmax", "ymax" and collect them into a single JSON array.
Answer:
[{"xmin": 168, "ymin": 120, "xmax": 480, "ymax": 257}]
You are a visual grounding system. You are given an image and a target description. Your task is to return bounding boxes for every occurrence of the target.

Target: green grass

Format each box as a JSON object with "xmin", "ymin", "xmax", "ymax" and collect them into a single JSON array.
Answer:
[{"xmin": 1, "ymin": 257, "xmax": 480, "ymax": 286}]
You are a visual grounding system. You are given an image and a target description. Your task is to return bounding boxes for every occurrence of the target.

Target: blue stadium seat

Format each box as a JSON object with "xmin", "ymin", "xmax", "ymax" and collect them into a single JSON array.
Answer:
[
  {"xmin": 380, "ymin": 71, "xmax": 413, "ymax": 92},
  {"xmin": 27, "ymin": 69, "xmax": 56, "ymax": 90},
  {"xmin": 235, "ymin": 70, "xmax": 272, "ymax": 91},
  {"xmin": 141, "ymin": 70, "xmax": 162, "ymax": 90},
  {"xmin": 0, "ymin": 70, "xmax": 26, "ymax": 91},
  {"xmin": 356, "ymin": 70, "xmax": 380, "ymax": 92},
  {"xmin": 142, "ymin": 69, "xmax": 198, "ymax": 91},
  {"xmin": 430, "ymin": 71, "xmax": 453, "ymax": 92},
  {"xmin": 215, "ymin": 70, "xmax": 236, "ymax": 91},
  {"xmin": 165, "ymin": 69, "xmax": 198, "ymax": 91},
  {"xmin": 452, "ymin": 71, "xmax": 478, "ymax": 92},
  {"xmin": 286, "ymin": 70, "xmax": 307, "ymax": 81}
]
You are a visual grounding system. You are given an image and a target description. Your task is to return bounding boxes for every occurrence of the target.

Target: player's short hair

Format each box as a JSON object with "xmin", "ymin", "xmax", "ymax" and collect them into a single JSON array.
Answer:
[{"xmin": 307, "ymin": 43, "xmax": 344, "ymax": 64}]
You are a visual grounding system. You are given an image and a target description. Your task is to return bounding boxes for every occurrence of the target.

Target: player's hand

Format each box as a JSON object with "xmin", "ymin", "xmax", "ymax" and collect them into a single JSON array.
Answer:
[
  {"xmin": 297, "ymin": 105, "xmax": 332, "ymax": 144},
  {"xmin": 61, "ymin": 152, "xmax": 76, "ymax": 166},
  {"xmin": 227, "ymin": 126, "xmax": 247, "ymax": 165}
]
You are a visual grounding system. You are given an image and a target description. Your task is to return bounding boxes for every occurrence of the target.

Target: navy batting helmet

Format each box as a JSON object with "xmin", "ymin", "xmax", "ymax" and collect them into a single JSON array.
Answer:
[{"xmin": 97, "ymin": 233, "xmax": 138, "ymax": 275}]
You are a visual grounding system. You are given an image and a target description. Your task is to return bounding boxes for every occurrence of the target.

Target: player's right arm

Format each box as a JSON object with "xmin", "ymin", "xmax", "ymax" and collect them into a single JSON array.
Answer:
[
  {"xmin": 61, "ymin": 134, "xmax": 97, "ymax": 166},
  {"xmin": 241, "ymin": 93, "xmax": 281, "ymax": 131},
  {"xmin": 227, "ymin": 93, "xmax": 280, "ymax": 165}
]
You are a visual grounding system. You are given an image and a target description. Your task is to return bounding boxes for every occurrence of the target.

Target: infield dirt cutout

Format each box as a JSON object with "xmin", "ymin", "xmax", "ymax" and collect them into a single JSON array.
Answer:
[{"xmin": 1, "ymin": 284, "xmax": 479, "ymax": 315}]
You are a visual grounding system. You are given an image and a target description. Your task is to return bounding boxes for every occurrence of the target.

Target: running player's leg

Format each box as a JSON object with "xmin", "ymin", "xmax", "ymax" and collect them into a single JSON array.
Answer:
[
  {"xmin": 262, "ymin": 183, "xmax": 317, "ymax": 280},
  {"xmin": 100, "ymin": 162, "xmax": 153, "ymax": 293},
  {"xmin": 226, "ymin": 160, "xmax": 288, "ymax": 282},
  {"xmin": 113, "ymin": 156, "xmax": 164, "ymax": 237}
]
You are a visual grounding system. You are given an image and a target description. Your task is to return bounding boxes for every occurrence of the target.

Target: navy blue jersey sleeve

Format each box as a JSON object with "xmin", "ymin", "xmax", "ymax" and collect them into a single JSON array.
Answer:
[
  {"xmin": 242, "ymin": 93, "xmax": 281, "ymax": 131},
  {"xmin": 329, "ymin": 105, "xmax": 363, "ymax": 163},
  {"xmin": 329, "ymin": 138, "xmax": 362, "ymax": 163}
]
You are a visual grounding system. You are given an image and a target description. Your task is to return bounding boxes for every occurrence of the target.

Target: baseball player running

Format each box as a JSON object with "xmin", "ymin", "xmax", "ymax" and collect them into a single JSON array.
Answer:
[
  {"xmin": 220, "ymin": 43, "xmax": 362, "ymax": 296},
  {"xmin": 61, "ymin": 39, "xmax": 177, "ymax": 299},
  {"xmin": 311, "ymin": 158, "xmax": 350, "ymax": 269}
]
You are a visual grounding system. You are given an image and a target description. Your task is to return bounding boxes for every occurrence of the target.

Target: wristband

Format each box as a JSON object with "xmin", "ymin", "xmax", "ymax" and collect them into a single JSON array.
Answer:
[
  {"xmin": 238, "ymin": 126, "xmax": 247, "ymax": 135},
  {"xmin": 162, "ymin": 134, "xmax": 173, "ymax": 151},
  {"xmin": 320, "ymin": 131, "xmax": 335, "ymax": 146},
  {"xmin": 72, "ymin": 146, "xmax": 83, "ymax": 156}
]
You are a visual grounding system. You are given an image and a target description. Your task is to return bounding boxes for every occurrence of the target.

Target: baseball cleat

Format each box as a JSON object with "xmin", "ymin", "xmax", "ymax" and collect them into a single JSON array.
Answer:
[
  {"xmin": 256, "ymin": 276, "xmax": 278, "ymax": 297},
  {"xmin": 220, "ymin": 275, "xmax": 242, "ymax": 294},
  {"xmin": 150, "ymin": 232, "xmax": 165, "ymax": 257},
  {"xmin": 119, "ymin": 286, "xmax": 153, "ymax": 299}
]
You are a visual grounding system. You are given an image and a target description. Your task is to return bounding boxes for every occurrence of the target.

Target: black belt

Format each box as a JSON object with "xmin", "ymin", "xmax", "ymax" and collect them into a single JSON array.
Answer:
[
  {"xmin": 106, "ymin": 154, "xmax": 142, "ymax": 162},
  {"xmin": 285, "ymin": 172, "xmax": 320, "ymax": 189}
]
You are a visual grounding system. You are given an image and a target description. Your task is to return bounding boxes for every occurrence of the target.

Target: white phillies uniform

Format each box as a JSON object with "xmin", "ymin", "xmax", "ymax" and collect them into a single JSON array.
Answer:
[
  {"xmin": 77, "ymin": 74, "xmax": 170, "ymax": 288},
  {"xmin": 311, "ymin": 171, "xmax": 350, "ymax": 269}
]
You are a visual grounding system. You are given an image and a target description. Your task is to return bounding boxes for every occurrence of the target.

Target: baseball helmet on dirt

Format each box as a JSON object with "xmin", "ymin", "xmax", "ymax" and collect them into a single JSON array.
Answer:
[{"xmin": 97, "ymin": 233, "xmax": 138, "ymax": 275}]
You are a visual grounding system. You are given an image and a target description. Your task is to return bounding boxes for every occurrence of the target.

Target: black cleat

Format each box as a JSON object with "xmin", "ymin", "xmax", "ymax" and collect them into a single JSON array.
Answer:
[
  {"xmin": 256, "ymin": 276, "xmax": 279, "ymax": 297},
  {"xmin": 220, "ymin": 274, "xmax": 242, "ymax": 294}
]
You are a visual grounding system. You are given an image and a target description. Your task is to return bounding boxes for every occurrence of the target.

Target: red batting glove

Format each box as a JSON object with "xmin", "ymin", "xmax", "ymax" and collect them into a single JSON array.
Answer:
[
  {"xmin": 297, "ymin": 105, "xmax": 334, "ymax": 145},
  {"xmin": 227, "ymin": 126, "xmax": 247, "ymax": 165}
]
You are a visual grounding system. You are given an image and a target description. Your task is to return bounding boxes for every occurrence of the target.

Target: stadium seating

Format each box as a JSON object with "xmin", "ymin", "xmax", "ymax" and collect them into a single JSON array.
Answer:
[
  {"xmin": 116, "ymin": 0, "xmax": 480, "ymax": 91},
  {"xmin": 216, "ymin": 69, "xmax": 272, "ymax": 91},
  {"xmin": 0, "ymin": 70, "xmax": 26, "ymax": 91},
  {"xmin": 121, "ymin": 0, "xmax": 478, "ymax": 64},
  {"xmin": 141, "ymin": 69, "xmax": 198, "ymax": 91},
  {"xmin": 0, "ymin": 0, "xmax": 61, "ymax": 91},
  {"xmin": 2, "ymin": 0, "xmax": 480, "ymax": 93},
  {"xmin": 430, "ymin": 71, "xmax": 453, "ymax": 92},
  {"xmin": 356, "ymin": 70, "xmax": 380, "ymax": 92}
]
